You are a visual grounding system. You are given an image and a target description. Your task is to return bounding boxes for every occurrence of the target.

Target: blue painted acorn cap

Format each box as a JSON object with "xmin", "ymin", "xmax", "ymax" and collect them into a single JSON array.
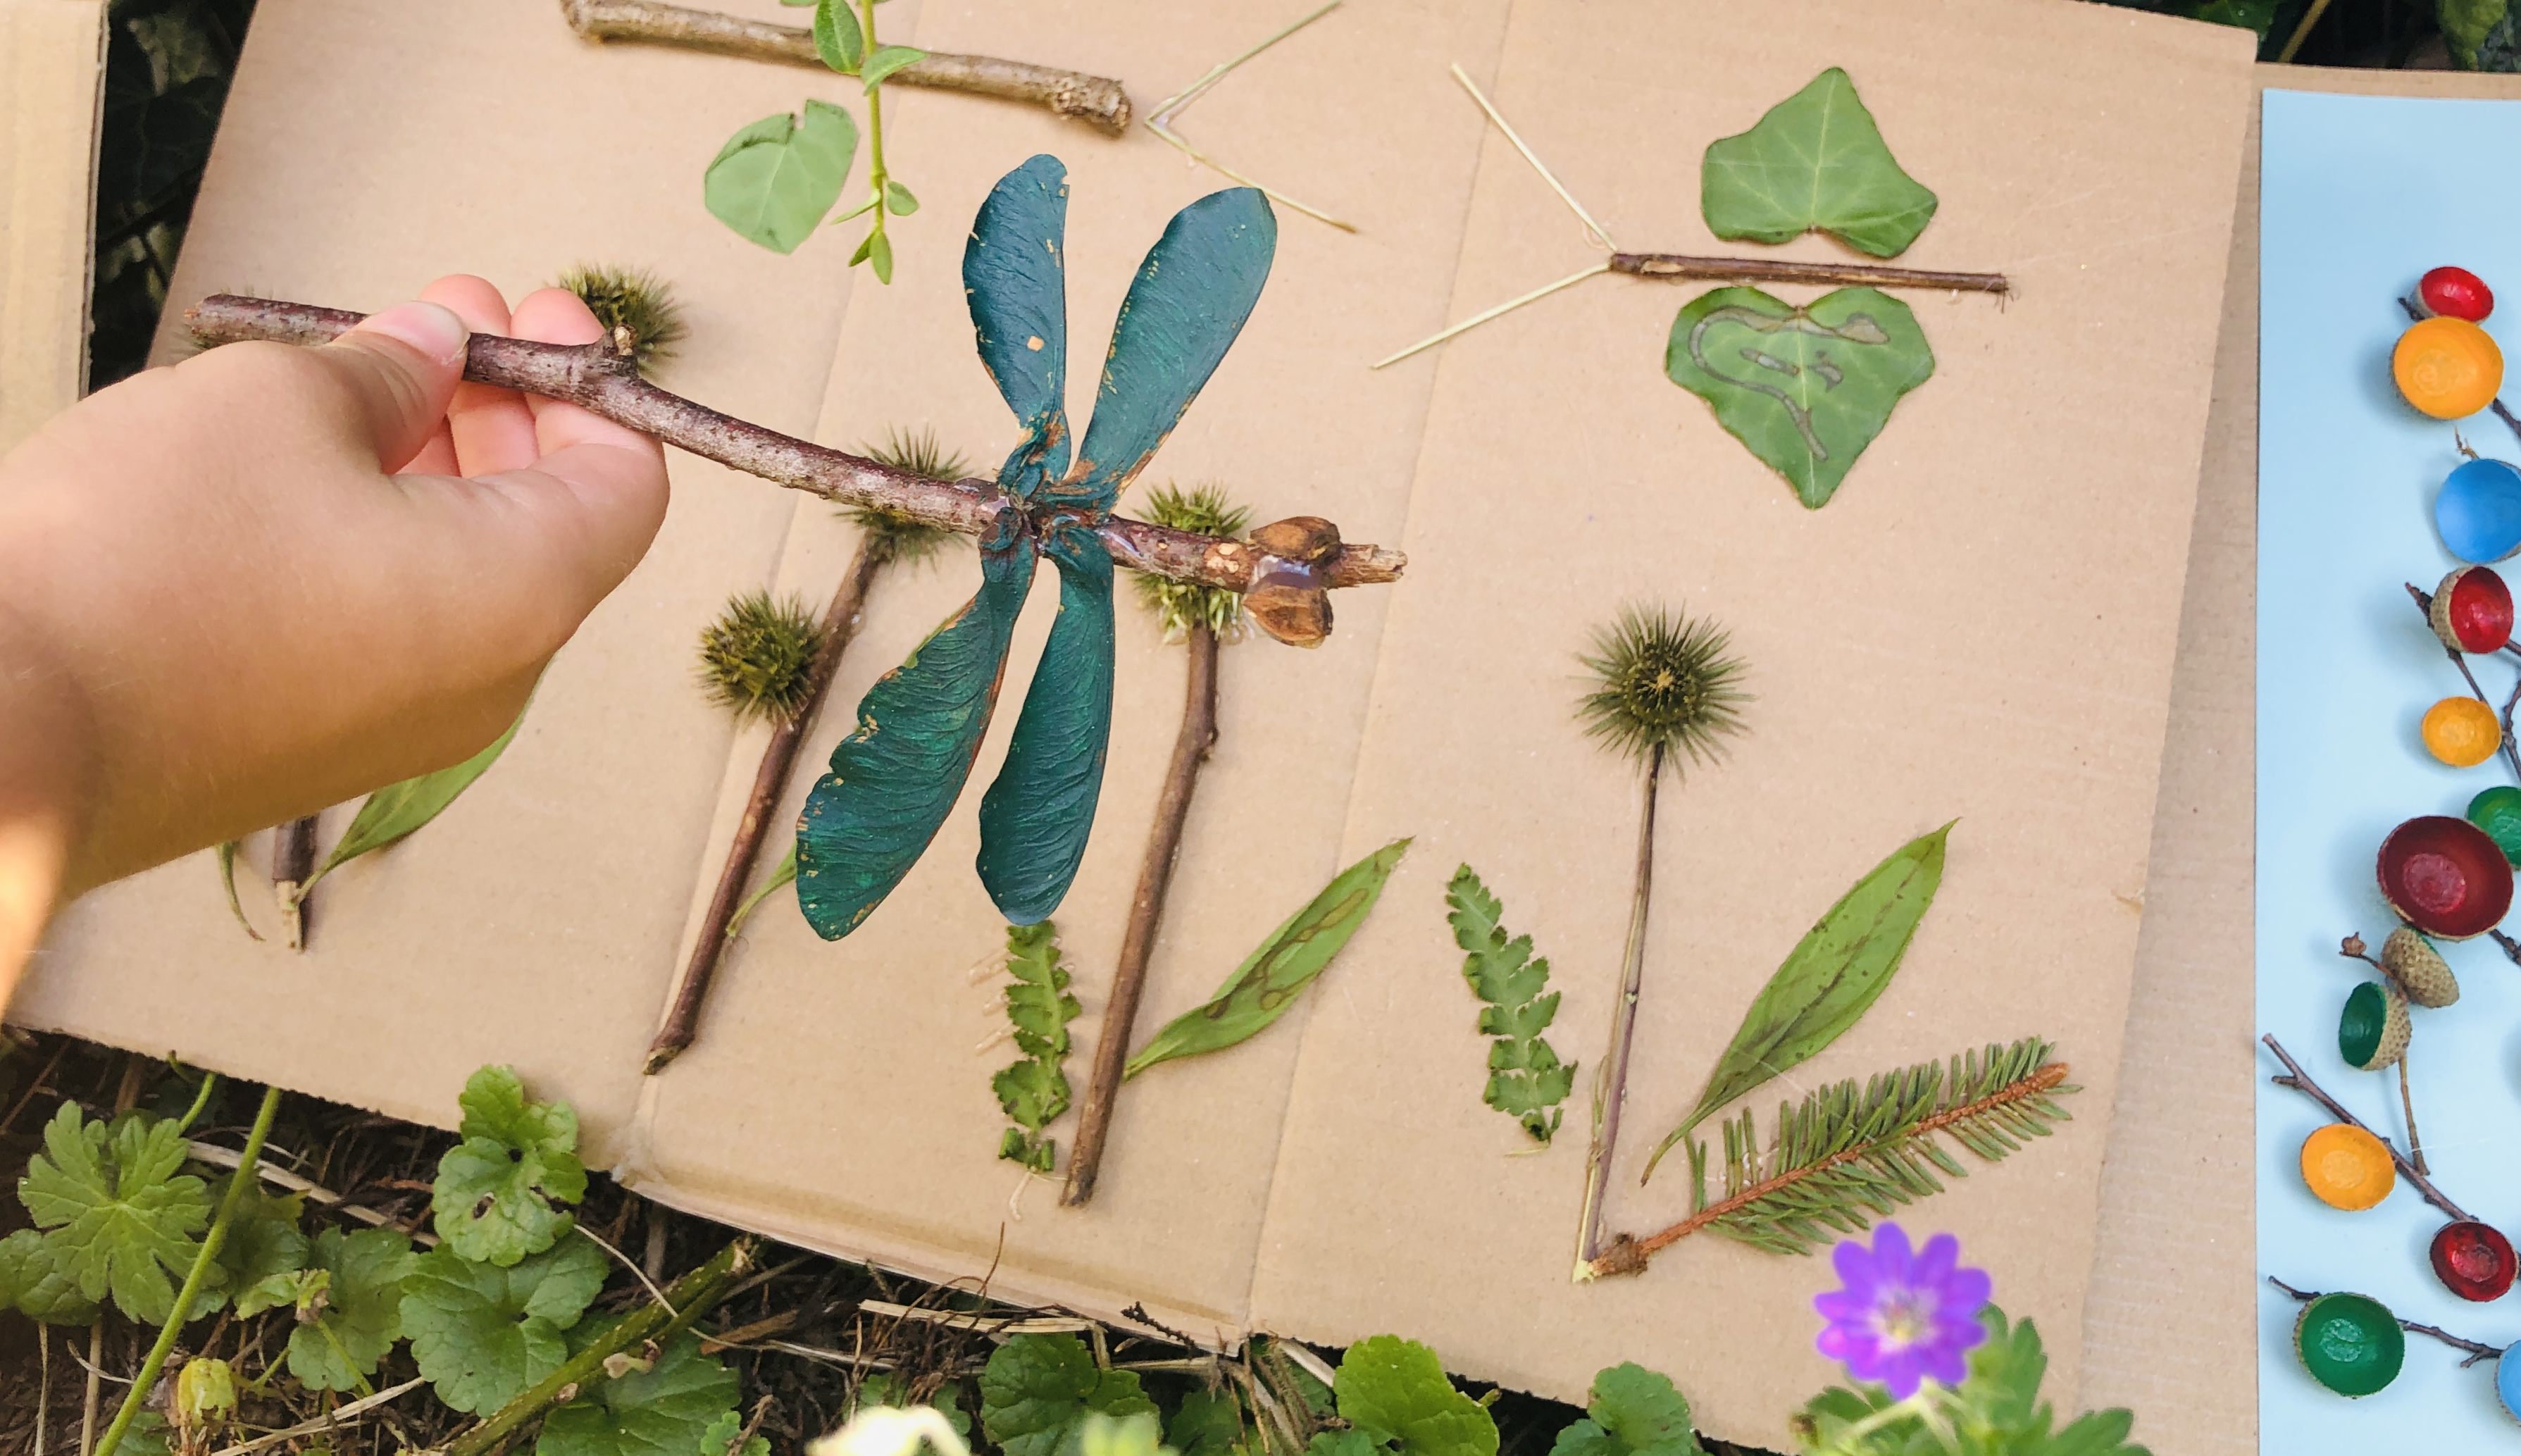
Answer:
[
  {"xmin": 2500, "ymin": 1338, "xmax": 2521, "ymax": 1421},
  {"xmin": 2436, "ymin": 457, "xmax": 2521, "ymax": 564}
]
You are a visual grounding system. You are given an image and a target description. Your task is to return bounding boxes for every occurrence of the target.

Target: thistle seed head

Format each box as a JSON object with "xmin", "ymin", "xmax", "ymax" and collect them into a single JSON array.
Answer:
[
  {"xmin": 556, "ymin": 263, "xmax": 687, "ymax": 373},
  {"xmin": 1133, "ymin": 483, "xmax": 1253, "ymax": 642},
  {"xmin": 1576, "ymin": 604, "xmax": 1751, "ymax": 773},
  {"xmin": 850, "ymin": 428, "xmax": 970, "ymax": 567},
  {"xmin": 697, "ymin": 589, "xmax": 826, "ymax": 723}
]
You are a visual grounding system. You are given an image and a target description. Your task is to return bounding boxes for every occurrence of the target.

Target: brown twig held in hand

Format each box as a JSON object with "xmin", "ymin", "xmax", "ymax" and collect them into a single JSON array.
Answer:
[
  {"xmin": 2267, "ymin": 1276, "xmax": 2503, "ymax": 1366},
  {"xmin": 2262, "ymin": 1033, "xmax": 2472, "ymax": 1223},
  {"xmin": 272, "ymin": 815, "xmax": 317, "ymax": 950},
  {"xmin": 559, "ymin": 0, "xmax": 1132, "ymax": 134},
  {"xmin": 1610, "ymin": 254, "xmax": 2009, "ymax": 295},
  {"xmin": 184, "ymin": 297, "xmax": 1403, "ymax": 647}
]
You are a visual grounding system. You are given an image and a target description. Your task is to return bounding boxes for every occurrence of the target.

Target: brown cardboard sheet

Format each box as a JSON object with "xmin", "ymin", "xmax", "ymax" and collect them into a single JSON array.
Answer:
[
  {"xmin": 11, "ymin": 0, "xmax": 869, "ymax": 1162},
  {"xmin": 1245, "ymin": 2, "xmax": 2253, "ymax": 1443},
  {"xmin": 2073, "ymin": 63, "xmax": 2521, "ymax": 1456},
  {"xmin": 0, "ymin": 0, "xmax": 105, "ymax": 455}
]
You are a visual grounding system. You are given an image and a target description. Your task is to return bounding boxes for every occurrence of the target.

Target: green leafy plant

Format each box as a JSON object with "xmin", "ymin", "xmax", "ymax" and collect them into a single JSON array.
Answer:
[
  {"xmin": 1699, "ymin": 68, "xmax": 1937, "ymax": 258},
  {"xmin": 240, "ymin": 1227, "xmax": 415, "ymax": 1393},
  {"xmin": 702, "ymin": 1411, "xmax": 776, "ymax": 1456},
  {"xmin": 980, "ymin": 1332, "xmax": 1158, "ymax": 1456},
  {"xmin": 1445, "ymin": 865, "xmax": 1574, "ymax": 1143},
  {"xmin": 995, "ymin": 921, "xmax": 1082, "ymax": 1173},
  {"xmin": 1547, "ymin": 1364, "xmax": 1703, "ymax": 1456},
  {"xmin": 1310, "ymin": 1335, "xmax": 1496, "ymax": 1456},
  {"xmin": 404, "ymin": 1233, "xmax": 610, "ymax": 1413},
  {"xmin": 16, "ymin": 1102, "xmax": 209, "ymax": 1324},
  {"xmin": 1643, "ymin": 823, "xmax": 1954, "ymax": 1181},
  {"xmin": 1793, "ymin": 1307, "xmax": 2141, "ymax": 1456},
  {"xmin": 537, "ymin": 1330, "xmax": 741, "ymax": 1456},
  {"xmin": 430, "ymin": 1064, "xmax": 589, "ymax": 1266}
]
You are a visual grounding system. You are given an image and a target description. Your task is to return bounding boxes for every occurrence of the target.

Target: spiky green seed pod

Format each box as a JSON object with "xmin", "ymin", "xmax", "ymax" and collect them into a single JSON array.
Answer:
[
  {"xmin": 697, "ymin": 590, "xmax": 826, "ymax": 723},
  {"xmin": 1133, "ymin": 482, "xmax": 1253, "ymax": 642},
  {"xmin": 849, "ymin": 428, "xmax": 969, "ymax": 566},
  {"xmin": 556, "ymin": 263, "xmax": 687, "ymax": 373},
  {"xmin": 1576, "ymin": 604, "xmax": 1752, "ymax": 773}
]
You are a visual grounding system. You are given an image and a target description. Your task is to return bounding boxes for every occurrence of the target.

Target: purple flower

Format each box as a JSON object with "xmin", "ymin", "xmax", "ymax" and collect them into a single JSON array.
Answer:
[{"xmin": 1812, "ymin": 1224, "xmax": 1991, "ymax": 1399}]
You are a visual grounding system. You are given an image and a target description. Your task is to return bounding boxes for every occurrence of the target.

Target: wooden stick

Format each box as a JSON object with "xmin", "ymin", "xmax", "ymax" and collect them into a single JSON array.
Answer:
[
  {"xmin": 1575, "ymin": 744, "xmax": 1662, "ymax": 1268},
  {"xmin": 2267, "ymin": 1277, "xmax": 2501, "ymax": 1366},
  {"xmin": 1610, "ymin": 253, "xmax": 2010, "ymax": 295},
  {"xmin": 647, "ymin": 543, "xmax": 884, "ymax": 1074},
  {"xmin": 1062, "ymin": 622, "xmax": 1220, "ymax": 1206},
  {"xmin": 2263, "ymin": 1033, "xmax": 2472, "ymax": 1223},
  {"xmin": 273, "ymin": 814, "xmax": 317, "ymax": 950},
  {"xmin": 558, "ymin": 0, "xmax": 1131, "ymax": 133},
  {"xmin": 183, "ymin": 296, "xmax": 1402, "ymax": 647}
]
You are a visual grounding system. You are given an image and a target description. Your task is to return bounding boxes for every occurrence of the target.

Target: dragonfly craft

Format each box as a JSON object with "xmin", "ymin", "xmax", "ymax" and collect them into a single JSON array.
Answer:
[{"xmin": 797, "ymin": 155, "xmax": 1278, "ymax": 940}]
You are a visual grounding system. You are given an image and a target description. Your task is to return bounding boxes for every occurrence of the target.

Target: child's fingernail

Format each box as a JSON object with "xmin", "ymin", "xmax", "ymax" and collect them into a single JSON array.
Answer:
[{"xmin": 348, "ymin": 301, "xmax": 470, "ymax": 368}]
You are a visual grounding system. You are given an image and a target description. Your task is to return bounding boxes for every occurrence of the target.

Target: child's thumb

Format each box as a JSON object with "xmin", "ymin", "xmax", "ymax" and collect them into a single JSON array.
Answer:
[{"xmin": 318, "ymin": 301, "xmax": 471, "ymax": 468}]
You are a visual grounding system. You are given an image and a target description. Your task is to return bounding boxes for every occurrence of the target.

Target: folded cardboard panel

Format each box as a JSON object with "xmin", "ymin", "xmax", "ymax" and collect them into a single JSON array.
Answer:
[{"xmin": 0, "ymin": 0, "xmax": 106, "ymax": 454}]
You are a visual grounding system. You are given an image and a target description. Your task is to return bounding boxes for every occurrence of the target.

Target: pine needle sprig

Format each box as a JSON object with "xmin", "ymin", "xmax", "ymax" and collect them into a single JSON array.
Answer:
[
  {"xmin": 1133, "ymin": 483, "xmax": 1254, "ymax": 641},
  {"xmin": 1601, "ymin": 1038, "xmax": 2072, "ymax": 1271},
  {"xmin": 852, "ymin": 428, "xmax": 972, "ymax": 566},
  {"xmin": 1445, "ymin": 864, "xmax": 1576, "ymax": 1142},
  {"xmin": 556, "ymin": 263, "xmax": 687, "ymax": 373},
  {"xmin": 1577, "ymin": 604, "xmax": 1751, "ymax": 773},
  {"xmin": 697, "ymin": 589, "xmax": 828, "ymax": 723},
  {"xmin": 993, "ymin": 921, "xmax": 1081, "ymax": 1173}
]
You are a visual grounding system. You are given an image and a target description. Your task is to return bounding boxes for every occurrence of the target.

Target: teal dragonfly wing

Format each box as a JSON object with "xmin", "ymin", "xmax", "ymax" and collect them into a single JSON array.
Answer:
[{"xmin": 976, "ymin": 185, "xmax": 1277, "ymax": 923}]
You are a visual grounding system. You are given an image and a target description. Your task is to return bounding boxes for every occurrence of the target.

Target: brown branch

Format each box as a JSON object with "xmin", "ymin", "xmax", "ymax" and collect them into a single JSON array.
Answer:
[
  {"xmin": 2262, "ymin": 1033, "xmax": 2472, "ymax": 1224},
  {"xmin": 2267, "ymin": 1276, "xmax": 2503, "ymax": 1367},
  {"xmin": 645, "ymin": 543, "xmax": 885, "ymax": 1075},
  {"xmin": 1586, "ymin": 1059, "xmax": 2071, "ymax": 1278},
  {"xmin": 558, "ymin": 0, "xmax": 1131, "ymax": 134},
  {"xmin": 183, "ymin": 296, "xmax": 1402, "ymax": 647},
  {"xmin": 1610, "ymin": 253, "xmax": 2010, "ymax": 296},
  {"xmin": 1576, "ymin": 743, "xmax": 1662, "ymax": 1267},
  {"xmin": 1062, "ymin": 622, "xmax": 1219, "ymax": 1207},
  {"xmin": 272, "ymin": 815, "xmax": 317, "ymax": 950}
]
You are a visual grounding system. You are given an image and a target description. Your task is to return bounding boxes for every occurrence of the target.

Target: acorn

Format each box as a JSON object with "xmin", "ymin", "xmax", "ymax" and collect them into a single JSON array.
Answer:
[
  {"xmin": 2433, "ymin": 565, "xmax": 2516, "ymax": 653},
  {"xmin": 2339, "ymin": 979, "xmax": 2410, "ymax": 1071},
  {"xmin": 2381, "ymin": 926, "xmax": 2461, "ymax": 1008},
  {"xmin": 2293, "ymin": 1291, "xmax": 2405, "ymax": 1397}
]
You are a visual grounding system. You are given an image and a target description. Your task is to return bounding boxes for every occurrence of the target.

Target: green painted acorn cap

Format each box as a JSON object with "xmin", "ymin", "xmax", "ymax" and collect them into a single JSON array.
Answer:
[
  {"xmin": 2338, "ymin": 979, "xmax": 2410, "ymax": 1071},
  {"xmin": 2294, "ymin": 1292, "xmax": 2405, "ymax": 1397},
  {"xmin": 2471, "ymin": 784, "xmax": 2521, "ymax": 869}
]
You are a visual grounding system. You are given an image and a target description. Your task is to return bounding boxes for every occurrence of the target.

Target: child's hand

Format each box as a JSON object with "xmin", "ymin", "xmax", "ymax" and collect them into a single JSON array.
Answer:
[{"xmin": 0, "ymin": 275, "xmax": 671, "ymax": 985}]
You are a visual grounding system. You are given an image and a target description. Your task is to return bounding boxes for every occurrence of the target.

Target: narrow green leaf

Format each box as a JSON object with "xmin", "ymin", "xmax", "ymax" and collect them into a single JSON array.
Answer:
[
  {"xmin": 861, "ymin": 44, "xmax": 928, "ymax": 91},
  {"xmin": 1644, "ymin": 823, "xmax": 1951, "ymax": 1181},
  {"xmin": 1126, "ymin": 839, "xmax": 1410, "ymax": 1079},
  {"xmin": 885, "ymin": 180, "xmax": 919, "ymax": 215},
  {"xmin": 812, "ymin": 0, "xmax": 864, "ymax": 73},
  {"xmin": 723, "ymin": 847, "xmax": 797, "ymax": 942},
  {"xmin": 1700, "ymin": 68, "xmax": 1937, "ymax": 259},
  {"xmin": 704, "ymin": 100, "xmax": 859, "ymax": 255},
  {"xmin": 310, "ymin": 700, "xmax": 528, "ymax": 885},
  {"xmin": 1664, "ymin": 285, "xmax": 1934, "ymax": 510},
  {"xmin": 869, "ymin": 228, "xmax": 895, "ymax": 284},
  {"xmin": 213, "ymin": 841, "xmax": 261, "ymax": 940}
]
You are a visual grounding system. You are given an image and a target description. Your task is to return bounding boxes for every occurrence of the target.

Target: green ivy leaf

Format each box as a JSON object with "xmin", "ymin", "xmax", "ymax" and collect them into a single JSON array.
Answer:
[
  {"xmin": 18, "ymin": 1105, "xmax": 208, "ymax": 1324},
  {"xmin": 0, "ymin": 1226, "xmax": 99, "ymax": 1324},
  {"xmin": 705, "ymin": 101, "xmax": 859, "ymax": 255},
  {"xmin": 1547, "ymin": 1365, "xmax": 1700, "ymax": 1456},
  {"xmin": 1663, "ymin": 286, "xmax": 1933, "ymax": 510},
  {"xmin": 812, "ymin": 0, "xmax": 864, "ymax": 73},
  {"xmin": 1645, "ymin": 823, "xmax": 1951, "ymax": 1180},
  {"xmin": 699, "ymin": 1413, "xmax": 771, "ymax": 1456},
  {"xmin": 1126, "ymin": 839, "xmax": 1411, "ymax": 1078},
  {"xmin": 1700, "ymin": 68, "xmax": 1936, "ymax": 259},
  {"xmin": 285, "ymin": 1228, "xmax": 416, "ymax": 1393},
  {"xmin": 430, "ymin": 1064, "xmax": 587, "ymax": 1266},
  {"xmin": 208, "ymin": 1188, "xmax": 309, "ymax": 1315},
  {"xmin": 1447, "ymin": 865, "xmax": 1574, "ymax": 1143},
  {"xmin": 309, "ymin": 702, "xmax": 528, "ymax": 888},
  {"xmin": 1332, "ymin": 1338, "xmax": 1495, "ymax": 1456},
  {"xmin": 537, "ymin": 1331, "xmax": 737, "ymax": 1456},
  {"xmin": 980, "ymin": 1333, "xmax": 1157, "ymax": 1456},
  {"xmin": 1166, "ymin": 1390, "xmax": 1244, "ymax": 1456},
  {"xmin": 402, "ymin": 1234, "xmax": 609, "ymax": 1414},
  {"xmin": 860, "ymin": 44, "xmax": 929, "ymax": 92}
]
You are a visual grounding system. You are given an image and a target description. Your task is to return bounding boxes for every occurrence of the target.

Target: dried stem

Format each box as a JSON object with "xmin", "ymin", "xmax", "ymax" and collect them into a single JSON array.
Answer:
[
  {"xmin": 1062, "ymin": 623, "xmax": 1221, "ymax": 1207},
  {"xmin": 78, "ymin": 1324, "xmax": 99, "ymax": 1456},
  {"xmin": 1587, "ymin": 1060, "xmax": 2072, "ymax": 1278},
  {"xmin": 2262, "ymin": 1033, "xmax": 2472, "ymax": 1223},
  {"xmin": 2403, "ymin": 581, "xmax": 2521, "ymax": 780},
  {"xmin": 1611, "ymin": 253, "xmax": 2010, "ymax": 295},
  {"xmin": 2267, "ymin": 1276, "xmax": 2503, "ymax": 1366},
  {"xmin": 557, "ymin": 0, "xmax": 1131, "ymax": 133},
  {"xmin": 1146, "ymin": 2, "xmax": 1354, "ymax": 231},
  {"xmin": 2399, "ymin": 1052, "xmax": 2428, "ymax": 1175},
  {"xmin": 647, "ymin": 542, "xmax": 885, "ymax": 1074},
  {"xmin": 1576, "ymin": 742, "xmax": 1662, "ymax": 1269},
  {"xmin": 273, "ymin": 814, "xmax": 317, "ymax": 950},
  {"xmin": 184, "ymin": 296, "xmax": 1403, "ymax": 646}
]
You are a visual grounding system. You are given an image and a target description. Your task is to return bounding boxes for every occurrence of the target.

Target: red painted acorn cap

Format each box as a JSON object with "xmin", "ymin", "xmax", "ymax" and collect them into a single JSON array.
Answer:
[
  {"xmin": 2434, "ymin": 1220, "xmax": 2517, "ymax": 1302},
  {"xmin": 2435, "ymin": 566, "xmax": 2517, "ymax": 654},
  {"xmin": 2424, "ymin": 266, "xmax": 2496, "ymax": 323},
  {"xmin": 2379, "ymin": 816, "xmax": 2515, "ymax": 940}
]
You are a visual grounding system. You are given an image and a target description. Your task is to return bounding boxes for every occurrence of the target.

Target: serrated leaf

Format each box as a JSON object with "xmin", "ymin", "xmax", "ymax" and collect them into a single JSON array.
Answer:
[
  {"xmin": 701, "ymin": 1412, "xmax": 771, "ymax": 1456},
  {"xmin": 403, "ymin": 1234, "xmax": 609, "ymax": 1414},
  {"xmin": 1700, "ymin": 68, "xmax": 1936, "ymax": 259},
  {"xmin": 212, "ymin": 1188, "xmax": 308, "ymax": 1315},
  {"xmin": 861, "ymin": 44, "xmax": 928, "ymax": 91},
  {"xmin": 979, "ymin": 1333, "xmax": 1157, "ymax": 1456},
  {"xmin": 1664, "ymin": 286, "xmax": 1934, "ymax": 511},
  {"xmin": 1167, "ymin": 1389, "xmax": 1245, "ymax": 1456},
  {"xmin": 1127, "ymin": 839, "xmax": 1410, "ymax": 1078},
  {"xmin": 18, "ymin": 1104, "xmax": 208, "ymax": 1324},
  {"xmin": 311, "ymin": 701, "xmax": 528, "ymax": 885},
  {"xmin": 537, "ymin": 1331, "xmax": 737, "ymax": 1456},
  {"xmin": 1646, "ymin": 824, "xmax": 1950, "ymax": 1181},
  {"xmin": 885, "ymin": 181, "xmax": 920, "ymax": 216},
  {"xmin": 812, "ymin": 0, "xmax": 864, "ymax": 72},
  {"xmin": 285, "ymin": 1228, "xmax": 415, "ymax": 1392},
  {"xmin": 1547, "ymin": 1365, "xmax": 1700, "ymax": 1456},
  {"xmin": 430, "ymin": 1065, "xmax": 587, "ymax": 1266},
  {"xmin": 1448, "ymin": 865, "xmax": 1574, "ymax": 1143},
  {"xmin": 0, "ymin": 1226, "xmax": 99, "ymax": 1324},
  {"xmin": 1333, "ymin": 1336, "xmax": 1496, "ymax": 1456},
  {"xmin": 976, "ymin": 540, "xmax": 1115, "ymax": 924},
  {"xmin": 705, "ymin": 101, "xmax": 859, "ymax": 255}
]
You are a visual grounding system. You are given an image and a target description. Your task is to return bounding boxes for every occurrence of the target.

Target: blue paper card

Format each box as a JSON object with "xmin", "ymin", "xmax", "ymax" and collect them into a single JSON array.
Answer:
[{"xmin": 2260, "ymin": 87, "xmax": 2521, "ymax": 1450}]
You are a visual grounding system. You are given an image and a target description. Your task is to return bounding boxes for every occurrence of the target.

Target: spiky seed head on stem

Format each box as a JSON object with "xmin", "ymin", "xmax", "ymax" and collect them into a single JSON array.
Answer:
[
  {"xmin": 1132, "ymin": 483, "xmax": 1253, "ymax": 642},
  {"xmin": 849, "ymin": 428, "xmax": 971, "ymax": 567},
  {"xmin": 697, "ymin": 590, "xmax": 827, "ymax": 724},
  {"xmin": 556, "ymin": 263, "xmax": 687, "ymax": 373},
  {"xmin": 1577, "ymin": 604, "xmax": 1750, "ymax": 774}
]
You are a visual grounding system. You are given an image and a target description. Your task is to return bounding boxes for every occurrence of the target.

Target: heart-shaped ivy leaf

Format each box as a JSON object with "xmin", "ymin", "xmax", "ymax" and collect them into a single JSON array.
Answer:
[
  {"xmin": 704, "ymin": 100, "xmax": 859, "ymax": 255},
  {"xmin": 1664, "ymin": 285, "xmax": 1934, "ymax": 509},
  {"xmin": 1700, "ymin": 68, "xmax": 1937, "ymax": 259}
]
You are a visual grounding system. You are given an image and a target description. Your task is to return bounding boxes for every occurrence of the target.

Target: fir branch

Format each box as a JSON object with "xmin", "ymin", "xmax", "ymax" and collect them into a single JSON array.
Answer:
[
  {"xmin": 1588, "ymin": 1038, "xmax": 2073, "ymax": 1276},
  {"xmin": 1445, "ymin": 865, "xmax": 1574, "ymax": 1143},
  {"xmin": 995, "ymin": 922, "xmax": 1080, "ymax": 1173}
]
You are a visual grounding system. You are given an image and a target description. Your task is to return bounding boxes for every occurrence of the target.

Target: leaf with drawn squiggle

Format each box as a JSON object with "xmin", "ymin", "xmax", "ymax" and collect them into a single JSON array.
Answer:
[{"xmin": 1664, "ymin": 286, "xmax": 1933, "ymax": 510}]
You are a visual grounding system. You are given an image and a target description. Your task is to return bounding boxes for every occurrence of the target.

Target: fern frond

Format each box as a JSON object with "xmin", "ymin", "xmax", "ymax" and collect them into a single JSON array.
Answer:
[
  {"xmin": 1445, "ymin": 864, "xmax": 1575, "ymax": 1142},
  {"xmin": 1629, "ymin": 1038, "xmax": 2073, "ymax": 1261},
  {"xmin": 993, "ymin": 921, "xmax": 1080, "ymax": 1173}
]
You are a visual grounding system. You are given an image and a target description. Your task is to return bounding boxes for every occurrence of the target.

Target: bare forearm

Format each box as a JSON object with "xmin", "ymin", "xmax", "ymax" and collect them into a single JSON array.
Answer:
[{"xmin": 0, "ymin": 599, "xmax": 96, "ymax": 1002}]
